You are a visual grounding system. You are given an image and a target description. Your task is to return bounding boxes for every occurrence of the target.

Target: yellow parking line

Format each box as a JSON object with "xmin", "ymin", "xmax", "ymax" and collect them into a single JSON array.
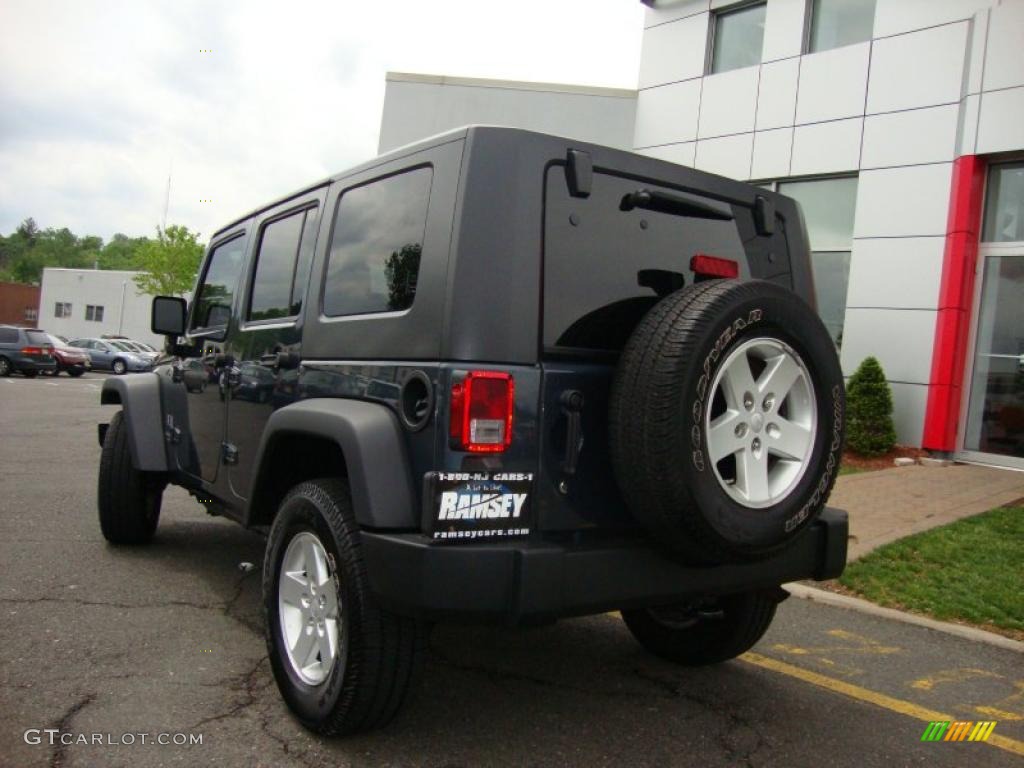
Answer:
[{"xmin": 742, "ymin": 652, "xmax": 1024, "ymax": 758}]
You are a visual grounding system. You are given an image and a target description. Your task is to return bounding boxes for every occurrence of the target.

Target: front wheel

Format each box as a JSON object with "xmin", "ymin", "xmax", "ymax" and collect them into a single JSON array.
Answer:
[
  {"xmin": 264, "ymin": 479, "xmax": 426, "ymax": 736},
  {"xmin": 111, "ymin": 359, "xmax": 127, "ymax": 375},
  {"xmin": 0, "ymin": 356, "xmax": 10, "ymax": 376},
  {"xmin": 621, "ymin": 591, "xmax": 780, "ymax": 666},
  {"xmin": 97, "ymin": 411, "xmax": 166, "ymax": 544}
]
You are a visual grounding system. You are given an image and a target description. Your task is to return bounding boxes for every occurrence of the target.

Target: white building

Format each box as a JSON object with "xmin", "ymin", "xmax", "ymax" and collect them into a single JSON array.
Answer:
[
  {"xmin": 39, "ymin": 268, "xmax": 165, "ymax": 347},
  {"xmin": 378, "ymin": 71, "xmax": 637, "ymax": 153},
  {"xmin": 633, "ymin": 0, "xmax": 1024, "ymax": 469}
]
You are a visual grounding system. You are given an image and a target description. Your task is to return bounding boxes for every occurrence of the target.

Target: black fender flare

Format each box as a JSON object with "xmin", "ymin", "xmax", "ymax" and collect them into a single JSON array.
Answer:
[
  {"xmin": 248, "ymin": 398, "xmax": 417, "ymax": 529},
  {"xmin": 100, "ymin": 373, "xmax": 170, "ymax": 472}
]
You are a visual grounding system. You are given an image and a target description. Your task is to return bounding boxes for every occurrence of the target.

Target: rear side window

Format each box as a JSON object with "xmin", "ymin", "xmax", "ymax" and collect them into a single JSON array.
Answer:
[
  {"xmin": 191, "ymin": 235, "xmax": 246, "ymax": 332},
  {"xmin": 323, "ymin": 167, "xmax": 432, "ymax": 317},
  {"xmin": 543, "ymin": 168, "xmax": 746, "ymax": 352},
  {"xmin": 0, "ymin": 328, "xmax": 17, "ymax": 343},
  {"xmin": 248, "ymin": 207, "xmax": 318, "ymax": 321}
]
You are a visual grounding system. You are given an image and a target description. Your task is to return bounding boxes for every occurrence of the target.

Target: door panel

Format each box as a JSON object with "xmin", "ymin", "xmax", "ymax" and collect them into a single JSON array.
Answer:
[
  {"xmin": 178, "ymin": 230, "xmax": 250, "ymax": 484},
  {"xmin": 225, "ymin": 190, "xmax": 326, "ymax": 500},
  {"xmin": 962, "ymin": 252, "xmax": 1024, "ymax": 467}
]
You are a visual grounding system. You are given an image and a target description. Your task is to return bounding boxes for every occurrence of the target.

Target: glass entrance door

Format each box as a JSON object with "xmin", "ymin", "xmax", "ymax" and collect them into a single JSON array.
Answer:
[{"xmin": 961, "ymin": 249, "xmax": 1024, "ymax": 468}]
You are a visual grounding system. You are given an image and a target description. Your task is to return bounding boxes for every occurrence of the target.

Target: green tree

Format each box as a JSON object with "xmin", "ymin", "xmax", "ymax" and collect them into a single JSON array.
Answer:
[
  {"xmin": 384, "ymin": 243, "xmax": 421, "ymax": 311},
  {"xmin": 133, "ymin": 225, "xmax": 204, "ymax": 297},
  {"xmin": 846, "ymin": 356, "xmax": 897, "ymax": 456},
  {"xmin": 99, "ymin": 233, "xmax": 149, "ymax": 270}
]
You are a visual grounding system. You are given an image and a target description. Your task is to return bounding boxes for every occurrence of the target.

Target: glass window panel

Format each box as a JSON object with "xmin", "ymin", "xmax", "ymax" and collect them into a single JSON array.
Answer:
[
  {"xmin": 250, "ymin": 210, "xmax": 305, "ymax": 321},
  {"xmin": 191, "ymin": 236, "xmax": 246, "ymax": 332},
  {"xmin": 291, "ymin": 208, "xmax": 320, "ymax": 315},
  {"xmin": 982, "ymin": 162, "xmax": 1024, "ymax": 243},
  {"xmin": 964, "ymin": 254, "xmax": 1024, "ymax": 459},
  {"xmin": 811, "ymin": 251, "xmax": 851, "ymax": 346},
  {"xmin": 711, "ymin": 2, "xmax": 766, "ymax": 74},
  {"xmin": 324, "ymin": 168, "xmax": 431, "ymax": 317},
  {"xmin": 778, "ymin": 177, "xmax": 858, "ymax": 251},
  {"xmin": 810, "ymin": 0, "xmax": 877, "ymax": 53}
]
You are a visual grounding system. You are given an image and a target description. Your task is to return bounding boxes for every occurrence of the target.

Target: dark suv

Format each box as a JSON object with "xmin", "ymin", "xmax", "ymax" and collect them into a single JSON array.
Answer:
[
  {"xmin": 96, "ymin": 127, "xmax": 847, "ymax": 736},
  {"xmin": 0, "ymin": 325, "xmax": 57, "ymax": 377}
]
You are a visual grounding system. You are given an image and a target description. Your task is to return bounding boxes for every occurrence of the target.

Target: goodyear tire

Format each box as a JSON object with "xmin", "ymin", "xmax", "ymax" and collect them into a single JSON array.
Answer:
[
  {"xmin": 264, "ymin": 479, "xmax": 427, "ymax": 736},
  {"xmin": 609, "ymin": 279, "xmax": 844, "ymax": 562},
  {"xmin": 97, "ymin": 410, "xmax": 166, "ymax": 544}
]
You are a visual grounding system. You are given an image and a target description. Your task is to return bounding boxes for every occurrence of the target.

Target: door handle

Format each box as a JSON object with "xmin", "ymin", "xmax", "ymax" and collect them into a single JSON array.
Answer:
[
  {"xmin": 260, "ymin": 352, "xmax": 299, "ymax": 370},
  {"xmin": 560, "ymin": 390, "xmax": 585, "ymax": 476}
]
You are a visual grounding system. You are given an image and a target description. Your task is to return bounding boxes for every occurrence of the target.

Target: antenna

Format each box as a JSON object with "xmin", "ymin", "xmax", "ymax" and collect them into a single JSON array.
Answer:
[{"xmin": 162, "ymin": 159, "xmax": 173, "ymax": 231}]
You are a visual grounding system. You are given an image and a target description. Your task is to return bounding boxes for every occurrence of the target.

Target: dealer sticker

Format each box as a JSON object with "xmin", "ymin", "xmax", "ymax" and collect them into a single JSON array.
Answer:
[{"xmin": 423, "ymin": 472, "xmax": 533, "ymax": 542}]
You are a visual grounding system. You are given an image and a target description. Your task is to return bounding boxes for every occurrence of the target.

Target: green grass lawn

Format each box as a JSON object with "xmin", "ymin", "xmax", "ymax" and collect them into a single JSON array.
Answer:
[{"xmin": 839, "ymin": 505, "xmax": 1024, "ymax": 634}]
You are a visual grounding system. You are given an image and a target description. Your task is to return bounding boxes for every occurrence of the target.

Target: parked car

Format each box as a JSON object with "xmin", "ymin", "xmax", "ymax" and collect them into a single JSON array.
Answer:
[
  {"xmin": 69, "ymin": 338, "xmax": 152, "ymax": 374},
  {"xmin": 97, "ymin": 127, "xmax": 847, "ymax": 736},
  {"xmin": 0, "ymin": 325, "xmax": 57, "ymax": 377},
  {"xmin": 234, "ymin": 362, "xmax": 275, "ymax": 403},
  {"xmin": 44, "ymin": 334, "xmax": 90, "ymax": 376},
  {"xmin": 109, "ymin": 339, "xmax": 158, "ymax": 361}
]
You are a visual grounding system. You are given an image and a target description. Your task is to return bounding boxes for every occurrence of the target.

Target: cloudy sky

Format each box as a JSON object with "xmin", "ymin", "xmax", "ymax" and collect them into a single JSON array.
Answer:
[{"xmin": 0, "ymin": 0, "xmax": 643, "ymax": 243}]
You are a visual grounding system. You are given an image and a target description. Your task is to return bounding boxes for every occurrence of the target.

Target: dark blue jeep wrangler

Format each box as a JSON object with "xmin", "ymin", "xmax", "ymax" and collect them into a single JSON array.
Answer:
[{"xmin": 96, "ymin": 127, "xmax": 847, "ymax": 735}]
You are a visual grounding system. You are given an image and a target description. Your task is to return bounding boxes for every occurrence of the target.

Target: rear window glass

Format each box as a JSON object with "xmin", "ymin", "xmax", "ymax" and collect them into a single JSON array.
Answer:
[
  {"xmin": 25, "ymin": 330, "xmax": 49, "ymax": 345},
  {"xmin": 543, "ymin": 168, "xmax": 747, "ymax": 352},
  {"xmin": 323, "ymin": 167, "xmax": 432, "ymax": 317},
  {"xmin": 0, "ymin": 328, "xmax": 17, "ymax": 343}
]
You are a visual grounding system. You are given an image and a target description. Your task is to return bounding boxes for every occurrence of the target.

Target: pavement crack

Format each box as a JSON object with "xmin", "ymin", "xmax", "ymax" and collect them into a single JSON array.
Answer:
[
  {"xmin": 50, "ymin": 692, "xmax": 96, "ymax": 768},
  {"xmin": 190, "ymin": 656, "xmax": 270, "ymax": 730}
]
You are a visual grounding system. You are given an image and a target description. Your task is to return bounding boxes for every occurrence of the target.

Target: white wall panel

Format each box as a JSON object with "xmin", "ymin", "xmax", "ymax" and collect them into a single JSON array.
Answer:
[
  {"xmin": 698, "ymin": 67, "xmax": 759, "ymax": 138},
  {"xmin": 966, "ymin": 9, "xmax": 990, "ymax": 95},
  {"xmin": 982, "ymin": 1, "xmax": 1024, "ymax": 92},
  {"xmin": 645, "ymin": 0, "xmax": 710, "ymax": 28},
  {"xmin": 976, "ymin": 86, "xmax": 1024, "ymax": 155},
  {"xmin": 866, "ymin": 22, "xmax": 969, "ymax": 113},
  {"xmin": 796, "ymin": 43, "xmax": 870, "ymax": 124},
  {"xmin": 756, "ymin": 58, "xmax": 799, "ymax": 129},
  {"xmin": 889, "ymin": 382, "xmax": 930, "ymax": 445},
  {"xmin": 634, "ymin": 80, "xmax": 702, "ymax": 147},
  {"xmin": 840, "ymin": 308, "xmax": 937, "ymax": 384},
  {"xmin": 639, "ymin": 14, "xmax": 709, "ymax": 88},
  {"xmin": 636, "ymin": 141, "xmax": 697, "ymax": 166},
  {"xmin": 694, "ymin": 133, "xmax": 754, "ymax": 179},
  {"xmin": 762, "ymin": 0, "xmax": 805, "ymax": 62},
  {"xmin": 854, "ymin": 163, "xmax": 953, "ymax": 238},
  {"xmin": 861, "ymin": 104, "xmax": 959, "ymax": 169},
  {"xmin": 958, "ymin": 93, "xmax": 981, "ymax": 156},
  {"xmin": 791, "ymin": 118, "xmax": 863, "ymax": 175},
  {"xmin": 845, "ymin": 237, "xmax": 945, "ymax": 310},
  {"xmin": 751, "ymin": 128, "xmax": 792, "ymax": 179},
  {"xmin": 873, "ymin": 0, "xmax": 993, "ymax": 38}
]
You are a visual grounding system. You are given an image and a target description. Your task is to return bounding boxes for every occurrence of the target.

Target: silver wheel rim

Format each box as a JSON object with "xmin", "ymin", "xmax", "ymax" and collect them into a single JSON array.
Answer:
[
  {"xmin": 113, "ymin": 361, "xmax": 125, "ymax": 374},
  {"xmin": 704, "ymin": 337, "xmax": 817, "ymax": 509},
  {"xmin": 277, "ymin": 531, "xmax": 342, "ymax": 686}
]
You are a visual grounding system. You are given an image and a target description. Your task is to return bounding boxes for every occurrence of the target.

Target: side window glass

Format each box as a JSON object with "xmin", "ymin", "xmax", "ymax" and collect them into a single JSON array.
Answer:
[
  {"xmin": 290, "ymin": 208, "xmax": 319, "ymax": 316},
  {"xmin": 191, "ymin": 235, "xmax": 246, "ymax": 333},
  {"xmin": 323, "ymin": 167, "xmax": 431, "ymax": 317},
  {"xmin": 249, "ymin": 210, "xmax": 306, "ymax": 321}
]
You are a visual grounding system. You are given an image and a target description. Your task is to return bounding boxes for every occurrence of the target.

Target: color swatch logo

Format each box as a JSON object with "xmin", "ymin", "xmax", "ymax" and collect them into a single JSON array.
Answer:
[{"xmin": 921, "ymin": 721, "xmax": 997, "ymax": 742}]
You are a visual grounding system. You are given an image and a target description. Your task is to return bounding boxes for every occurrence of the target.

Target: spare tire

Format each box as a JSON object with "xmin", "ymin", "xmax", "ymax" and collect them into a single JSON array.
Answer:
[{"xmin": 609, "ymin": 279, "xmax": 844, "ymax": 562}]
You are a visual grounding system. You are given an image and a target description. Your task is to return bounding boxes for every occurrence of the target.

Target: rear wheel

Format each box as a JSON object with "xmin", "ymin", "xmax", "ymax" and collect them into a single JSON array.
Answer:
[
  {"xmin": 0, "ymin": 357, "xmax": 9, "ymax": 377},
  {"xmin": 97, "ymin": 411, "xmax": 165, "ymax": 544},
  {"xmin": 264, "ymin": 479, "xmax": 426, "ymax": 736},
  {"xmin": 621, "ymin": 591, "xmax": 780, "ymax": 666},
  {"xmin": 69, "ymin": 369, "xmax": 84, "ymax": 378}
]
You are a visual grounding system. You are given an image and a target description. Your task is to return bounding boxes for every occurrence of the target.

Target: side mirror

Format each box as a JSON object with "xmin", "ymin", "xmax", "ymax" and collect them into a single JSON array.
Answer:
[{"xmin": 152, "ymin": 296, "xmax": 187, "ymax": 336}]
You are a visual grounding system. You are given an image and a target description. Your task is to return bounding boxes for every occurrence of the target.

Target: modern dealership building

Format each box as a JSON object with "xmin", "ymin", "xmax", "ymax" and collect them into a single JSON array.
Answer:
[{"xmin": 381, "ymin": 0, "xmax": 1024, "ymax": 470}]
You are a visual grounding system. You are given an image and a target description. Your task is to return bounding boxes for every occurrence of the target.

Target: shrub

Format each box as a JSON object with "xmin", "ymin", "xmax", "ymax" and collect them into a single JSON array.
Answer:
[{"xmin": 846, "ymin": 357, "xmax": 897, "ymax": 456}]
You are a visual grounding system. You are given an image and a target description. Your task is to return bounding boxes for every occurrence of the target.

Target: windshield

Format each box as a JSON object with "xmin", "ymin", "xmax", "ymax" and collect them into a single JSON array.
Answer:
[{"xmin": 109, "ymin": 341, "xmax": 134, "ymax": 353}]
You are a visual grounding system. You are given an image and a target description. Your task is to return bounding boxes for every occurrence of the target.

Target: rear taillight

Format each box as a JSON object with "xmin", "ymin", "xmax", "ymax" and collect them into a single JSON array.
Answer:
[
  {"xmin": 20, "ymin": 346, "xmax": 43, "ymax": 355},
  {"xmin": 449, "ymin": 371, "xmax": 514, "ymax": 453},
  {"xmin": 691, "ymin": 253, "xmax": 739, "ymax": 279}
]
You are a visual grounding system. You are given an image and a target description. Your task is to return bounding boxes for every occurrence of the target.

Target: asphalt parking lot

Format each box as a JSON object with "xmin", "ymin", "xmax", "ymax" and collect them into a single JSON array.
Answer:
[{"xmin": 1, "ymin": 372, "xmax": 1022, "ymax": 767}]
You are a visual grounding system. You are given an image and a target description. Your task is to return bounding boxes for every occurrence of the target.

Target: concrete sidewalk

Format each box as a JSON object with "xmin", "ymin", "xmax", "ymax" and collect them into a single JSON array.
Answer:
[{"xmin": 828, "ymin": 463, "xmax": 1024, "ymax": 560}]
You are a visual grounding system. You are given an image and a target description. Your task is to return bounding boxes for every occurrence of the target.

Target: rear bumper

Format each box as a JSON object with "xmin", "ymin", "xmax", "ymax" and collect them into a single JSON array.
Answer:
[
  {"xmin": 14, "ymin": 356, "xmax": 57, "ymax": 374},
  {"xmin": 362, "ymin": 507, "xmax": 848, "ymax": 625}
]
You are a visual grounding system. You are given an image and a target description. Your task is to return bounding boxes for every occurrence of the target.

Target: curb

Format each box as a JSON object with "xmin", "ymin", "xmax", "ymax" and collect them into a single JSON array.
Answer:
[{"xmin": 784, "ymin": 582, "xmax": 1024, "ymax": 654}]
